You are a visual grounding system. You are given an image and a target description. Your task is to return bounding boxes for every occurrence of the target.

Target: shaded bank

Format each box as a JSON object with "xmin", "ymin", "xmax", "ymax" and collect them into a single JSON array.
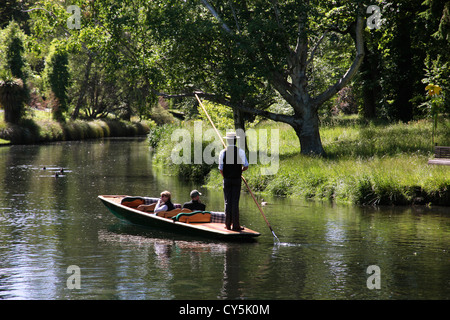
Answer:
[{"xmin": 0, "ymin": 118, "xmax": 150, "ymax": 144}]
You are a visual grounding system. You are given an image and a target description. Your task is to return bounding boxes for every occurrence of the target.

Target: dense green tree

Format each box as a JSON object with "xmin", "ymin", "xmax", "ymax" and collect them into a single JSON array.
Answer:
[
  {"xmin": 44, "ymin": 40, "xmax": 69, "ymax": 121},
  {"xmin": 0, "ymin": 20, "xmax": 28, "ymax": 123},
  {"xmin": 420, "ymin": 0, "xmax": 450, "ymax": 114},
  {"xmin": 356, "ymin": 0, "xmax": 449, "ymax": 121},
  {"xmin": 143, "ymin": 1, "xmax": 273, "ymax": 130},
  {"xmin": 0, "ymin": 76, "xmax": 25, "ymax": 123},
  {"xmin": 0, "ymin": 0, "xmax": 30, "ymax": 31},
  {"xmin": 4, "ymin": 0, "xmax": 447, "ymax": 140},
  {"xmin": 37, "ymin": 0, "xmax": 366, "ymax": 153},
  {"xmin": 64, "ymin": 0, "xmax": 157, "ymax": 120},
  {"xmin": 139, "ymin": 0, "xmax": 366, "ymax": 155},
  {"xmin": 1, "ymin": 19, "xmax": 27, "ymax": 80}
]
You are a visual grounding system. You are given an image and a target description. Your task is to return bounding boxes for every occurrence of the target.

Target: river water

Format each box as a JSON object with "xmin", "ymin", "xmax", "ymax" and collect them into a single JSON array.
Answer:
[{"xmin": 0, "ymin": 137, "xmax": 449, "ymax": 300}]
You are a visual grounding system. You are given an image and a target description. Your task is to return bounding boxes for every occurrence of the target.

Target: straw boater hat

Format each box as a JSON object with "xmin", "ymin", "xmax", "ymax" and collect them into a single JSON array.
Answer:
[{"xmin": 224, "ymin": 132, "xmax": 240, "ymax": 140}]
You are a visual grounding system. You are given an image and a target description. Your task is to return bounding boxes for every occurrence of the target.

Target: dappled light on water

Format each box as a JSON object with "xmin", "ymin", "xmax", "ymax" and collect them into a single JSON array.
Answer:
[{"xmin": 0, "ymin": 139, "xmax": 449, "ymax": 299}]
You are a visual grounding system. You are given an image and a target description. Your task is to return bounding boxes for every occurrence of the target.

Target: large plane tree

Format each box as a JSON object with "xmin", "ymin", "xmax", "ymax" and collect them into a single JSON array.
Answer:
[
  {"xmin": 152, "ymin": 0, "xmax": 365, "ymax": 155},
  {"xmin": 28, "ymin": 0, "xmax": 365, "ymax": 155}
]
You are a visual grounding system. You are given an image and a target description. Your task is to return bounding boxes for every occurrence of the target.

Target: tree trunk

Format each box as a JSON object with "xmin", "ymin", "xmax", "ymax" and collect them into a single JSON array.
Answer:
[
  {"xmin": 392, "ymin": 10, "xmax": 413, "ymax": 122},
  {"xmin": 233, "ymin": 108, "xmax": 245, "ymax": 132},
  {"xmin": 360, "ymin": 48, "xmax": 380, "ymax": 119},
  {"xmin": 72, "ymin": 55, "xmax": 93, "ymax": 120},
  {"xmin": 292, "ymin": 109, "xmax": 325, "ymax": 156},
  {"xmin": 233, "ymin": 107, "xmax": 249, "ymax": 152}
]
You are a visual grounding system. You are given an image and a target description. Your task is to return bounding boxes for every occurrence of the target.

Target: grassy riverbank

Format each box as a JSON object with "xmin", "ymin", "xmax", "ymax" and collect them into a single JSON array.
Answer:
[
  {"xmin": 152, "ymin": 117, "xmax": 450, "ymax": 206},
  {"xmin": 0, "ymin": 110, "xmax": 151, "ymax": 144}
]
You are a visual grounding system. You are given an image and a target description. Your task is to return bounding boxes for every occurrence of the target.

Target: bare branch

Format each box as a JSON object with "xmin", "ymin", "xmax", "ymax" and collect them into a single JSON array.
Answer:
[
  {"xmin": 270, "ymin": 0, "xmax": 285, "ymax": 32},
  {"xmin": 200, "ymin": 0, "xmax": 233, "ymax": 34},
  {"xmin": 158, "ymin": 90, "xmax": 294, "ymax": 125},
  {"xmin": 228, "ymin": 0, "xmax": 240, "ymax": 33},
  {"xmin": 307, "ymin": 31, "xmax": 328, "ymax": 66},
  {"xmin": 157, "ymin": 90, "xmax": 216, "ymax": 100},
  {"xmin": 293, "ymin": 11, "xmax": 307, "ymax": 60},
  {"xmin": 312, "ymin": 16, "xmax": 365, "ymax": 109},
  {"xmin": 219, "ymin": 97, "xmax": 294, "ymax": 125},
  {"xmin": 22, "ymin": 7, "xmax": 57, "ymax": 19}
]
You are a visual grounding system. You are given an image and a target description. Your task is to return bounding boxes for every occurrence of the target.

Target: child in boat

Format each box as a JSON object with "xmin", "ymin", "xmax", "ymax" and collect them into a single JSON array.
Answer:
[
  {"xmin": 154, "ymin": 191, "xmax": 175, "ymax": 212},
  {"xmin": 137, "ymin": 190, "xmax": 174, "ymax": 213}
]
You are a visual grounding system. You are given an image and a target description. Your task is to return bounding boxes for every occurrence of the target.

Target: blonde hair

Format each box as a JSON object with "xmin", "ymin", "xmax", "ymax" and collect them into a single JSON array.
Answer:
[{"xmin": 160, "ymin": 190, "xmax": 171, "ymax": 200}]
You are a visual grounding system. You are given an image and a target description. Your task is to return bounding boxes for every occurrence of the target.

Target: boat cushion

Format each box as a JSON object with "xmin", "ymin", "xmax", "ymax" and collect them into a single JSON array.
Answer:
[
  {"xmin": 172, "ymin": 211, "xmax": 212, "ymax": 223},
  {"xmin": 156, "ymin": 208, "xmax": 192, "ymax": 218},
  {"xmin": 121, "ymin": 196, "xmax": 181, "ymax": 209},
  {"xmin": 121, "ymin": 196, "xmax": 157, "ymax": 208},
  {"xmin": 210, "ymin": 212, "xmax": 226, "ymax": 223}
]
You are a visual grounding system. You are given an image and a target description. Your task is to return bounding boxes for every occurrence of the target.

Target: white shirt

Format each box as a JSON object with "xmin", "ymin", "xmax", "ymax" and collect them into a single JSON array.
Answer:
[
  {"xmin": 154, "ymin": 200, "xmax": 168, "ymax": 213},
  {"xmin": 218, "ymin": 146, "xmax": 249, "ymax": 170}
]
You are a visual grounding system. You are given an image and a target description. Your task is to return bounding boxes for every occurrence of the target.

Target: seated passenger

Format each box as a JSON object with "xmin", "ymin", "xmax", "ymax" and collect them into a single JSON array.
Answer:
[
  {"xmin": 138, "ymin": 191, "xmax": 174, "ymax": 213},
  {"xmin": 182, "ymin": 190, "xmax": 206, "ymax": 211}
]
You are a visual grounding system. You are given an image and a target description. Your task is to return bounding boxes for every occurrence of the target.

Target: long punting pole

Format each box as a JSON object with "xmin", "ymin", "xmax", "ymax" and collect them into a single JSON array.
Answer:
[{"xmin": 195, "ymin": 94, "xmax": 280, "ymax": 242}]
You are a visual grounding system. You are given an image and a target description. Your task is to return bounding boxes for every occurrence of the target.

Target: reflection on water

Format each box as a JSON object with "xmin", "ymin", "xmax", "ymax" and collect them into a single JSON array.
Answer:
[{"xmin": 0, "ymin": 138, "xmax": 449, "ymax": 299}]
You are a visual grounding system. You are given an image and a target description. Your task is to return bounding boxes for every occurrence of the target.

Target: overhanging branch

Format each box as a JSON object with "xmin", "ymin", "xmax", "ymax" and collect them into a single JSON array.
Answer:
[
  {"xmin": 312, "ymin": 15, "xmax": 365, "ymax": 108},
  {"xmin": 200, "ymin": 0, "xmax": 233, "ymax": 34},
  {"xmin": 158, "ymin": 90, "xmax": 295, "ymax": 125}
]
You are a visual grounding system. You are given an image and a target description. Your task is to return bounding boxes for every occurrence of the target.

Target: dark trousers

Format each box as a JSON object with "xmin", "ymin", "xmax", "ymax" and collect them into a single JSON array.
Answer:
[{"xmin": 223, "ymin": 177, "xmax": 242, "ymax": 230}]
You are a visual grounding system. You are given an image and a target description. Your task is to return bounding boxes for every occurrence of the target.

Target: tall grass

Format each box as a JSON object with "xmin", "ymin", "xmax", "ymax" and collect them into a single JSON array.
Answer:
[
  {"xmin": 0, "ymin": 112, "xmax": 151, "ymax": 144},
  {"xmin": 241, "ymin": 152, "xmax": 450, "ymax": 205},
  {"xmin": 242, "ymin": 118, "xmax": 450, "ymax": 206}
]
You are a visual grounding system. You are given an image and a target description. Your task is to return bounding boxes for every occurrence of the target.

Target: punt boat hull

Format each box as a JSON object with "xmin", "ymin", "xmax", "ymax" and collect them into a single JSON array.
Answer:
[{"xmin": 98, "ymin": 195, "xmax": 261, "ymax": 240}]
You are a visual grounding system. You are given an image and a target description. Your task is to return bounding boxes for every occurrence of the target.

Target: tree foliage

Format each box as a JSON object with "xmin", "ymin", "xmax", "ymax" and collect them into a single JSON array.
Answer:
[
  {"xmin": 0, "ymin": 0, "xmax": 448, "ymax": 152},
  {"xmin": 0, "ymin": 20, "xmax": 28, "ymax": 123},
  {"xmin": 44, "ymin": 39, "xmax": 69, "ymax": 121},
  {"xmin": 140, "ymin": 0, "xmax": 366, "ymax": 155}
]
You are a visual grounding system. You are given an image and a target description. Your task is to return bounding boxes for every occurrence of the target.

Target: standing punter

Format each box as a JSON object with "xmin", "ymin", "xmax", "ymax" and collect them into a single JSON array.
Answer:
[{"xmin": 218, "ymin": 132, "xmax": 249, "ymax": 231}]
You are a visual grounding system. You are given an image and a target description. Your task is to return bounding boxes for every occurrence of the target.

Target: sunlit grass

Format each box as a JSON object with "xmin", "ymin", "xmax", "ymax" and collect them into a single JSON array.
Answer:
[
  {"xmin": 150, "ymin": 115, "xmax": 449, "ymax": 205},
  {"xmin": 241, "ymin": 117, "xmax": 450, "ymax": 205}
]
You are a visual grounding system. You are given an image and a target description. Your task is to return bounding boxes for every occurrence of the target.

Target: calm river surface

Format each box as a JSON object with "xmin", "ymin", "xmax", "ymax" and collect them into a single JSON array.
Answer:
[{"xmin": 0, "ymin": 137, "xmax": 449, "ymax": 300}]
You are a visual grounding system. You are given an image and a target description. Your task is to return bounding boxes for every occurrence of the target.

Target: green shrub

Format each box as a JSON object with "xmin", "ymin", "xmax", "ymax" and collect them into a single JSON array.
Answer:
[
  {"xmin": 152, "ymin": 121, "xmax": 220, "ymax": 183},
  {"xmin": 0, "ymin": 118, "xmax": 150, "ymax": 143}
]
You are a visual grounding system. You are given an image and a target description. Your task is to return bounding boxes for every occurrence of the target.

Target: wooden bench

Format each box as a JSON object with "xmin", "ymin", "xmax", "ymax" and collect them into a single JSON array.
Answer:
[{"xmin": 428, "ymin": 146, "xmax": 450, "ymax": 166}]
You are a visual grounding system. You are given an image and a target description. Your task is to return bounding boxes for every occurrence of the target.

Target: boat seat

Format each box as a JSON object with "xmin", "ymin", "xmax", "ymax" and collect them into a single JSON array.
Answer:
[
  {"xmin": 121, "ymin": 196, "xmax": 158, "ymax": 208},
  {"xmin": 156, "ymin": 208, "xmax": 192, "ymax": 219},
  {"xmin": 121, "ymin": 196, "xmax": 181, "ymax": 209},
  {"xmin": 172, "ymin": 211, "xmax": 212, "ymax": 224}
]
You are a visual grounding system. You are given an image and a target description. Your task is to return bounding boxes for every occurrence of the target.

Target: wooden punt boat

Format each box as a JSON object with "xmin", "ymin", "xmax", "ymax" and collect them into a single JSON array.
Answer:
[{"xmin": 98, "ymin": 195, "xmax": 261, "ymax": 240}]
